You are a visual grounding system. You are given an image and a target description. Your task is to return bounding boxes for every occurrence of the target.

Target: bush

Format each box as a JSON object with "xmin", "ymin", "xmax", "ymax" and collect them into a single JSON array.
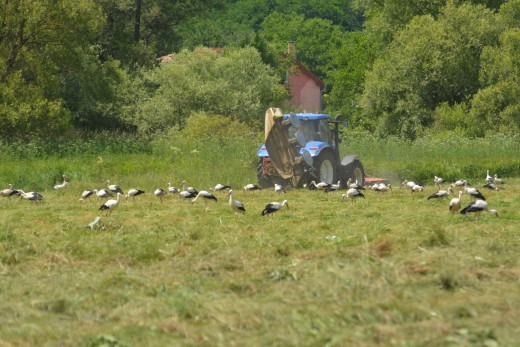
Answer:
[{"xmin": 180, "ymin": 112, "xmax": 257, "ymax": 144}]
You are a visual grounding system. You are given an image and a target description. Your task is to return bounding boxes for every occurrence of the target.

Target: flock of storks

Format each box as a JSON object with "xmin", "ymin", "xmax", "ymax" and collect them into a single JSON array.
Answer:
[
  {"xmin": 0, "ymin": 169, "xmax": 506, "ymax": 222},
  {"xmin": 0, "ymin": 177, "xmax": 289, "ymax": 219}
]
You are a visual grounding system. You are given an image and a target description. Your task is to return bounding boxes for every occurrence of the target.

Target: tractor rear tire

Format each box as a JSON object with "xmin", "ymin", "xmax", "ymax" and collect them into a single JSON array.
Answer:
[
  {"xmin": 316, "ymin": 151, "xmax": 337, "ymax": 184},
  {"xmin": 346, "ymin": 160, "xmax": 365, "ymax": 185}
]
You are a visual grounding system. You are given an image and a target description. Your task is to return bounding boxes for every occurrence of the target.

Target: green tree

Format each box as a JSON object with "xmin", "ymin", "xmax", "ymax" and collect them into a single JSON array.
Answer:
[
  {"xmin": 360, "ymin": 2, "xmax": 499, "ymax": 139},
  {"xmin": 259, "ymin": 12, "xmax": 345, "ymax": 80},
  {"xmin": 470, "ymin": 27, "xmax": 520, "ymax": 134},
  {"xmin": 354, "ymin": 0, "xmax": 505, "ymax": 48},
  {"xmin": 0, "ymin": 0, "xmax": 105, "ymax": 138},
  {"xmin": 95, "ymin": 0, "xmax": 221, "ymax": 67},
  {"xmin": 326, "ymin": 31, "xmax": 376, "ymax": 128},
  {"xmin": 122, "ymin": 47, "xmax": 287, "ymax": 133}
]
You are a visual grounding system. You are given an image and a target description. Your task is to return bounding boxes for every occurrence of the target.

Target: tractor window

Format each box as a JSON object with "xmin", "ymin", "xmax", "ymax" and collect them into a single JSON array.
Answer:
[
  {"xmin": 289, "ymin": 119, "xmax": 332, "ymax": 144},
  {"xmin": 299, "ymin": 122, "xmax": 314, "ymax": 142},
  {"xmin": 317, "ymin": 120, "xmax": 332, "ymax": 144},
  {"xmin": 289, "ymin": 121, "xmax": 314, "ymax": 143}
]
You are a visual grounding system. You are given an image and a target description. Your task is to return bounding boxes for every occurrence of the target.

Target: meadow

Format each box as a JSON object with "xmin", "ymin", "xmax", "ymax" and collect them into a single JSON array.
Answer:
[{"xmin": 0, "ymin": 131, "xmax": 519, "ymax": 346}]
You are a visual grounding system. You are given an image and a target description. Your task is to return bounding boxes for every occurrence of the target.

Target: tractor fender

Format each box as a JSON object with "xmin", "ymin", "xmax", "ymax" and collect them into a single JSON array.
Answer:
[
  {"xmin": 305, "ymin": 141, "xmax": 332, "ymax": 157},
  {"xmin": 257, "ymin": 144, "xmax": 269, "ymax": 157},
  {"xmin": 341, "ymin": 155, "xmax": 360, "ymax": 166}
]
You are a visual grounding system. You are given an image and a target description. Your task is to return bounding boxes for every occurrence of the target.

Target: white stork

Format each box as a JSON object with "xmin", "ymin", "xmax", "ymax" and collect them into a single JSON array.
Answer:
[
  {"xmin": 99, "ymin": 192, "xmax": 121, "ymax": 216},
  {"xmin": 453, "ymin": 180, "xmax": 467, "ymax": 188},
  {"xmin": 482, "ymin": 182, "xmax": 499, "ymax": 191},
  {"xmin": 460, "ymin": 199, "xmax": 498, "ymax": 219},
  {"xmin": 180, "ymin": 190, "xmax": 197, "ymax": 200},
  {"xmin": 261, "ymin": 200, "xmax": 289, "ymax": 217},
  {"xmin": 324, "ymin": 181, "xmax": 341, "ymax": 193},
  {"xmin": 427, "ymin": 187, "xmax": 453, "ymax": 201},
  {"xmin": 167, "ymin": 182, "xmax": 179, "ymax": 194},
  {"xmin": 181, "ymin": 181, "xmax": 198, "ymax": 195},
  {"xmin": 485, "ymin": 170, "xmax": 493, "ymax": 184},
  {"xmin": 374, "ymin": 183, "xmax": 391, "ymax": 192},
  {"xmin": 449, "ymin": 191, "xmax": 463, "ymax": 214},
  {"xmin": 106, "ymin": 180, "xmax": 124, "ymax": 194},
  {"xmin": 411, "ymin": 184, "xmax": 424, "ymax": 193},
  {"xmin": 464, "ymin": 183, "xmax": 486, "ymax": 201},
  {"xmin": 310, "ymin": 181, "xmax": 331, "ymax": 190},
  {"xmin": 154, "ymin": 188, "xmax": 167, "ymax": 202},
  {"xmin": 96, "ymin": 188, "xmax": 113, "ymax": 200},
  {"xmin": 493, "ymin": 174, "xmax": 504, "ymax": 185},
  {"xmin": 227, "ymin": 189, "xmax": 246, "ymax": 214},
  {"xmin": 342, "ymin": 188, "xmax": 365, "ymax": 202},
  {"xmin": 347, "ymin": 178, "xmax": 364, "ymax": 190},
  {"xmin": 1, "ymin": 184, "xmax": 20, "ymax": 198},
  {"xmin": 244, "ymin": 183, "xmax": 262, "ymax": 192},
  {"xmin": 304, "ymin": 181, "xmax": 317, "ymax": 190},
  {"xmin": 401, "ymin": 180, "xmax": 417, "ymax": 189},
  {"xmin": 274, "ymin": 183, "xmax": 286, "ymax": 194},
  {"xmin": 192, "ymin": 190, "xmax": 218, "ymax": 206},
  {"xmin": 79, "ymin": 189, "xmax": 98, "ymax": 201},
  {"xmin": 212, "ymin": 183, "xmax": 232, "ymax": 192},
  {"xmin": 53, "ymin": 175, "xmax": 69, "ymax": 189},
  {"xmin": 19, "ymin": 190, "xmax": 44, "ymax": 202},
  {"xmin": 126, "ymin": 189, "xmax": 145, "ymax": 200},
  {"xmin": 434, "ymin": 176, "xmax": 444, "ymax": 187}
]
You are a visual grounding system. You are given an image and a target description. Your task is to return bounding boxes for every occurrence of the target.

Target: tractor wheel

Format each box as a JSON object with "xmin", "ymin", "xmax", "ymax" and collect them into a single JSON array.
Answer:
[
  {"xmin": 316, "ymin": 151, "xmax": 337, "ymax": 184},
  {"xmin": 346, "ymin": 160, "xmax": 365, "ymax": 185}
]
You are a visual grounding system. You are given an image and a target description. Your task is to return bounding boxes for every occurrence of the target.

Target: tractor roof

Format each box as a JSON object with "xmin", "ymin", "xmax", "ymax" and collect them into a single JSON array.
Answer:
[{"xmin": 284, "ymin": 113, "xmax": 330, "ymax": 121}]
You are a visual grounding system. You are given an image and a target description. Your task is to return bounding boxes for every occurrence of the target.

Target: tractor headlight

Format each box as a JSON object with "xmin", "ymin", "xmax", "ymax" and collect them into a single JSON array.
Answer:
[
  {"xmin": 295, "ymin": 131, "xmax": 307, "ymax": 147},
  {"xmin": 302, "ymin": 149, "xmax": 313, "ymax": 166}
]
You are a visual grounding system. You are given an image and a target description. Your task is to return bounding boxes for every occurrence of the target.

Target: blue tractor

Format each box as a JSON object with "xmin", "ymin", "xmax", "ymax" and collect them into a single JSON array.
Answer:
[{"xmin": 257, "ymin": 108, "xmax": 365, "ymax": 188}]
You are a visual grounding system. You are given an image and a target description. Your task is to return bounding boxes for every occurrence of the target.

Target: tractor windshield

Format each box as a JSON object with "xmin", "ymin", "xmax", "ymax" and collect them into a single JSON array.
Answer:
[{"xmin": 289, "ymin": 119, "xmax": 332, "ymax": 145}]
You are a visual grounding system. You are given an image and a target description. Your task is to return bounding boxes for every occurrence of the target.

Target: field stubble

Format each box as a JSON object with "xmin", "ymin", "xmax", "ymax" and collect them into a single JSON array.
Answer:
[
  {"xmin": 0, "ymin": 175, "xmax": 519, "ymax": 346},
  {"xmin": 0, "ymin": 133, "xmax": 519, "ymax": 346}
]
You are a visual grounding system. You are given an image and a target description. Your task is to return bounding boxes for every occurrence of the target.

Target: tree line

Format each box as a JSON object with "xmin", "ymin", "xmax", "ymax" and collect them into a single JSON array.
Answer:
[{"xmin": 1, "ymin": 0, "xmax": 519, "ymax": 140}]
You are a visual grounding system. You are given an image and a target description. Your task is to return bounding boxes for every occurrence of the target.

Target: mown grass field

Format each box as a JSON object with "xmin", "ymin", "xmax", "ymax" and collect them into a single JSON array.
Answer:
[{"xmin": 1, "ymin": 133, "xmax": 519, "ymax": 346}]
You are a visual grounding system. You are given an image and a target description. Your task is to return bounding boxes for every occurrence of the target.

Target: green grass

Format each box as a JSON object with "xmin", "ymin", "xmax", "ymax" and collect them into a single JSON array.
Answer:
[
  {"xmin": 0, "ymin": 133, "xmax": 519, "ymax": 346},
  {"xmin": 346, "ymin": 130, "xmax": 520, "ymax": 183}
]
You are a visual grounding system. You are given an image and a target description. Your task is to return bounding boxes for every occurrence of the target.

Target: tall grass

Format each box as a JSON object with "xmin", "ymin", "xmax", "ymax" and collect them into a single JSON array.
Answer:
[
  {"xmin": 1, "ymin": 129, "xmax": 518, "ymax": 190},
  {"xmin": 344, "ymin": 130, "xmax": 520, "ymax": 183},
  {"xmin": 0, "ymin": 130, "xmax": 153, "ymax": 158},
  {"xmin": 0, "ymin": 131, "xmax": 261, "ymax": 191}
]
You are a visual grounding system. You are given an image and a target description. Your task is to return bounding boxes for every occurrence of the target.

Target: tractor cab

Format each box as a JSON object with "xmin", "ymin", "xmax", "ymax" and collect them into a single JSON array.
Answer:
[
  {"xmin": 257, "ymin": 108, "xmax": 364, "ymax": 188},
  {"xmin": 286, "ymin": 115, "xmax": 333, "ymax": 146}
]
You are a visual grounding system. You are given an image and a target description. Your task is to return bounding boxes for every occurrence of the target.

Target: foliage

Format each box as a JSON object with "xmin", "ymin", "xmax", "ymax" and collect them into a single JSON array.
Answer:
[
  {"xmin": 326, "ymin": 31, "xmax": 376, "ymax": 128},
  {"xmin": 0, "ymin": 0, "xmax": 105, "ymax": 137},
  {"xmin": 259, "ymin": 12, "xmax": 346, "ymax": 80},
  {"xmin": 94, "ymin": 0, "xmax": 220, "ymax": 65},
  {"xmin": 469, "ymin": 2, "xmax": 520, "ymax": 135},
  {"xmin": 360, "ymin": 2, "xmax": 499, "ymax": 139},
  {"xmin": 180, "ymin": 112, "xmax": 257, "ymax": 144},
  {"xmin": 354, "ymin": 0, "xmax": 506, "ymax": 48},
  {"xmin": 2, "ymin": 0, "xmax": 520, "ymax": 140},
  {"xmin": 430, "ymin": 102, "xmax": 474, "ymax": 136},
  {"xmin": 176, "ymin": 0, "xmax": 362, "ymax": 50},
  {"xmin": 122, "ymin": 47, "xmax": 286, "ymax": 133}
]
